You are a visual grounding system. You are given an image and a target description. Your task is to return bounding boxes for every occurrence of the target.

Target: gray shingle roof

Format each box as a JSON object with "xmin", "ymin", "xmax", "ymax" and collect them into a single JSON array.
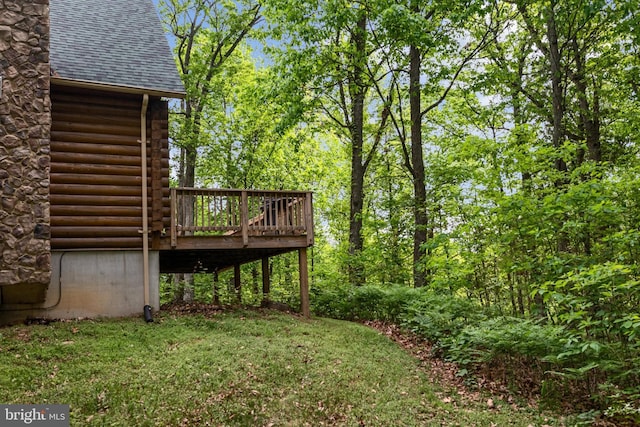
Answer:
[{"xmin": 50, "ymin": 0, "xmax": 185, "ymax": 97}]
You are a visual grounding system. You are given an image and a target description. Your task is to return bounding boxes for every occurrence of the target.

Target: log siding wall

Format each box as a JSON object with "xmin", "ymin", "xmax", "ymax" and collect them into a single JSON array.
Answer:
[{"xmin": 50, "ymin": 85, "xmax": 169, "ymax": 250}]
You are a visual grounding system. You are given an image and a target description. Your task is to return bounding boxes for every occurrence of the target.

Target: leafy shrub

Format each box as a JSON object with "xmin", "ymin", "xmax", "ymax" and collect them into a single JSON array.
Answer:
[
  {"xmin": 311, "ymin": 285, "xmax": 420, "ymax": 322},
  {"xmin": 401, "ymin": 293, "xmax": 486, "ymax": 344},
  {"xmin": 378, "ymin": 286, "xmax": 422, "ymax": 322},
  {"xmin": 445, "ymin": 317, "xmax": 568, "ymax": 367},
  {"xmin": 310, "ymin": 285, "xmax": 352, "ymax": 319},
  {"xmin": 537, "ymin": 263, "xmax": 640, "ymax": 405}
]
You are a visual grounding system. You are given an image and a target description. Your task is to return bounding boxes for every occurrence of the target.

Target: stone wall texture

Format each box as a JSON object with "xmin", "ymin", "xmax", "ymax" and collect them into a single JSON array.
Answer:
[{"xmin": 0, "ymin": 0, "xmax": 51, "ymax": 296}]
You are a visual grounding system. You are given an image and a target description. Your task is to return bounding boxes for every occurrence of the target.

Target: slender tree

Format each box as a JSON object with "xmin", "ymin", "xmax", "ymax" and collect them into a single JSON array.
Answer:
[
  {"xmin": 264, "ymin": 0, "xmax": 391, "ymax": 285},
  {"xmin": 374, "ymin": 0, "xmax": 492, "ymax": 287},
  {"xmin": 160, "ymin": 0, "xmax": 261, "ymax": 300}
]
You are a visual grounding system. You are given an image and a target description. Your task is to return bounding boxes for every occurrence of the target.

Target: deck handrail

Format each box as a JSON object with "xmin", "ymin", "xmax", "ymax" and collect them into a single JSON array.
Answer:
[{"xmin": 170, "ymin": 188, "xmax": 314, "ymax": 248}]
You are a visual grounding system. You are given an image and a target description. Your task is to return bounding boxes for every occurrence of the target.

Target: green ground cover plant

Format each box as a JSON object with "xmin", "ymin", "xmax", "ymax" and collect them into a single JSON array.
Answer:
[{"xmin": 0, "ymin": 310, "xmax": 558, "ymax": 426}]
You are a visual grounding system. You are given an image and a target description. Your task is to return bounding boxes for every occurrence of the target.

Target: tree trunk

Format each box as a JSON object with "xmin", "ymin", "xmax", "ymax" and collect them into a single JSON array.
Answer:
[
  {"xmin": 517, "ymin": 281, "xmax": 525, "ymax": 317},
  {"xmin": 182, "ymin": 278, "xmax": 194, "ymax": 302},
  {"xmin": 512, "ymin": 52, "xmax": 533, "ymax": 315},
  {"xmin": 410, "ymin": 43, "xmax": 428, "ymax": 288},
  {"xmin": 347, "ymin": 14, "xmax": 367, "ymax": 286},
  {"xmin": 571, "ymin": 39, "xmax": 601, "ymax": 163},
  {"xmin": 386, "ymin": 153, "xmax": 404, "ymax": 285},
  {"xmin": 547, "ymin": 4, "xmax": 566, "ymax": 176},
  {"xmin": 547, "ymin": 2, "xmax": 569, "ymax": 258}
]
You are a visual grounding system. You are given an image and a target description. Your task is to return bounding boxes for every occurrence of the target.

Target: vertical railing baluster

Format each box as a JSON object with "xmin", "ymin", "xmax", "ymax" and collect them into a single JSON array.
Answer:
[
  {"xmin": 241, "ymin": 190, "xmax": 249, "ymax": 246},
  {"xmin": 228, "ymin": 192, "xmax": 232, "ymax": 228},
  {"xmin": 215, "ymin": 194, "xmax": 220, "ymax": 229},
  {"xmin": 293, "ymin": 195, "xmax": 297, "ymax": 228},
  {"xmin": 234, "ymin": 192, "xmax": 237, "ymax": 228},
  {"xmin": 269, "ymin": 192, "xmax": 273, "ymax": 231},
  {"xmin": 196, "ymin": 192, "xmax": 200, "ymax": 231},
  {"xmin": 305, "ymin": 192, "xmax": 314, "ymax": 245},
  {"xmin": 197, "ymin": 192, "xmax": 201, "ymax": 231},
  {"xmin": 170, "ymin": 187, "xmax": 177, "ymax": 247},
  {"xmin": 206, "ymin": 193, "xmax": 210, "ymax": 230},
  {"xmin": 231, "ymin": 192, "xmax": 237, "ymax": 228},
  {"xmin": 293, "ymin": 196, "xmax": 298, "ymax": 229},
  {"xmin": 218, "ymin": 194, "xmax": 223, "ymax": 229},
  {"xmin": 285, "ymin": 193, "xmax": 291, "ymax": 230},
  {"xmin": 201, "ymin": 192, "xmax": 205, "ymax": 231}
]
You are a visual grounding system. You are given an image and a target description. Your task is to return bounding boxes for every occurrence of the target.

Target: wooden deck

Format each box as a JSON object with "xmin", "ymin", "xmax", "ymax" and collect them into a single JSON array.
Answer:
[
  {"xmin": 158, "ymin": 188, "xmax": 314, "ymax": 273},
  {"xmin": 159, "ymin": 188, "xmax": 314, "ymax": 316}
]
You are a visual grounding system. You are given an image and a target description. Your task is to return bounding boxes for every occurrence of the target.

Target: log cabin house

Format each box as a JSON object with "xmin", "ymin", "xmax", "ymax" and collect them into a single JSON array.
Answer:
[{"xmin": 0, "ymin": 0, "xmax": 313, "ymax": 324}]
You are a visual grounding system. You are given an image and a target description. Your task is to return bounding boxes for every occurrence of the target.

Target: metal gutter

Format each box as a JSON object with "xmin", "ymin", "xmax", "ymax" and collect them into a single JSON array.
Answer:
[
  {"xmin": 52, "ymin": 76, "xmax": 185, "ymax": 99},
  {"xmin": 140, "ymin": 94, "xmax": 153, "ymax": 322}
]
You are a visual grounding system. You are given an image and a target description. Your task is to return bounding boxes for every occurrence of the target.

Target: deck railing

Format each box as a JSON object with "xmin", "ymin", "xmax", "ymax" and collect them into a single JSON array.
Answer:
[{"xmin": 170, "ymin": 188, "xmax": 314, "ymax": 248}]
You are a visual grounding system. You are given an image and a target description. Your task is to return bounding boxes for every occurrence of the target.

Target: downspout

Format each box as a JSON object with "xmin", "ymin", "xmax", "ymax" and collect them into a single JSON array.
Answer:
[{"xmin": 140, "ymin": 94, "xmax": 153, "ymax": 323}]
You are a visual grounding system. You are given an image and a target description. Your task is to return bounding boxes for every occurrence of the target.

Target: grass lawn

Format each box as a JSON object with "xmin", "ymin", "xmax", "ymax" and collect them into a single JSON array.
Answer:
[{"xmin": 0, "ymin": 310, "xmax": 562, "ymax": 426}]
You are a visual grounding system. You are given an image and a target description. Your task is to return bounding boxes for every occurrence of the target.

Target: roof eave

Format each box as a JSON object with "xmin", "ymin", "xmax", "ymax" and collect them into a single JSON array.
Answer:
[{"xmin": 51, "ymin": 76, "xmax": 186, "ymax": 99}]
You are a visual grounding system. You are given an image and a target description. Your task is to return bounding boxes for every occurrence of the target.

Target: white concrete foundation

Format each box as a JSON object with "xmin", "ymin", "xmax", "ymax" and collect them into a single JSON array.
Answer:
[{"xmin": 0, "ymin": 251, "xmax": 159, "ymax": 323}]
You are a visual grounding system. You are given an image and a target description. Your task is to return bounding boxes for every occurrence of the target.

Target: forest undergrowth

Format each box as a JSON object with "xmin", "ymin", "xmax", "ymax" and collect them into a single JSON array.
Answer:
[{"xmin": 310, "ymin": 285, "xmax": 640, "ymax": 427}]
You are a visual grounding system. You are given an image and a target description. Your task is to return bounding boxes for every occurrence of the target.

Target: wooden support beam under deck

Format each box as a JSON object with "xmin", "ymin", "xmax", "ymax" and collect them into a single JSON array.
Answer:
[
  {"xmin": 262, "ymin": 257, "xmax": 270, "ymax": 304},
  {"xmin": 299, "ymin": 248, "xmax": 310, "ymax": 318},
  {"xmin": 161, "ymin": 235, "xmax": 310, "ymax": 251},
  {"xmin": 234, "ymin": 264, "xmax": 242, "ymax": 303}
]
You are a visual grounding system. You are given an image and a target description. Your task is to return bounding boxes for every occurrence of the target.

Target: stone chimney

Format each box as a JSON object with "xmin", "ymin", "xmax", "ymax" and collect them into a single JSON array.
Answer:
[{"xmin": 0, "ymin": 0, "xmax": 51, "ymax": 304}]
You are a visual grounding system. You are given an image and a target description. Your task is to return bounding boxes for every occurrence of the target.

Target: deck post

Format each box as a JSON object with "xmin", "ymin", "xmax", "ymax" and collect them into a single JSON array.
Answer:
[
  {"xmin": 262, "ymin": 257, "xmax": 270, "ymax": 304},
  {"xmin": 212, "ymin": 270, "xmax": 220, "ymax": 306},
  {"xmin": 298, "ymin": 248, "xmax": 310, "ymax": 318},
  {"xmin": 241, "ymin": 190, "xmax": 249, "ymax": 247},
  {"xmin": 234, "ymin": 264, "xmax": 242, "ymax": 303}
]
